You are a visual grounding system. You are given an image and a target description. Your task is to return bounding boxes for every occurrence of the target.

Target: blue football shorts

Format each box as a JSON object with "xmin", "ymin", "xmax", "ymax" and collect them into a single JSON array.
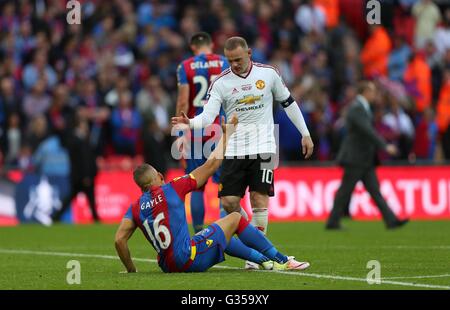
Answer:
[{"xmin": 186, "ymin": 223, "xmax": 228, "ymax": 272}]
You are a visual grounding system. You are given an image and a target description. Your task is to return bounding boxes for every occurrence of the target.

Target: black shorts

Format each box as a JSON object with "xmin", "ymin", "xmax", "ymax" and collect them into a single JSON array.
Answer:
[{"xmin": 218, "ymin": 153, "xmax": 275, "ymax": 198}]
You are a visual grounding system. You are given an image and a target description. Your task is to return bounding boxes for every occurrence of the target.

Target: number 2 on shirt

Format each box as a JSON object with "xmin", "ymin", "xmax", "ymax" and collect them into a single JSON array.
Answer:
[{"xmin": 193, "ymin": 75, "xmax": 218, "ymax": 107}]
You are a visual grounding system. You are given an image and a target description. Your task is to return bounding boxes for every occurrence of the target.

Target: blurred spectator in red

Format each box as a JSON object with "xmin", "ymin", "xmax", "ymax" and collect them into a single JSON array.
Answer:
[
  {"xmin": 314, "ymin": 0, "xmax": 339, "ymax": 29},
  {"xmin": 361, "ymin": 26, "xmax": 392, "ymax": 78},
  {"xmin": 394, "ymin": 1, "xmax": 416, "ymax": 46},
  {"xmin": 403, "ymin": 51, "xmax": 432, "ymax": 112},
  {"xmin": 339, "ymin": 0, "xmax": 367, "ymax": 40},
  {"xmin": 436, "ymin": 68, "xmax": 450, "ymax": 159},
  {"xmin": 413, "ymin": 107, "xmax": 438, "ymax": 160}
]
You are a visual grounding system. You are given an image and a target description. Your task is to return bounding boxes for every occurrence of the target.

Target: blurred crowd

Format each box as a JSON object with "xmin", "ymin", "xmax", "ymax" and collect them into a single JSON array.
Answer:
[{"xmin": 1, "ymin": 0, "xmax": 450, "ymax": 179}]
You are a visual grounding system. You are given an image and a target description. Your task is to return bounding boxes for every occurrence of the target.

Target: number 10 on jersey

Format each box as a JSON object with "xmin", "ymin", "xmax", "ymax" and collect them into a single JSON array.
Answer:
[{"xmin": 261, "ymin": 169, "xmax": 273, "ymax": 184}]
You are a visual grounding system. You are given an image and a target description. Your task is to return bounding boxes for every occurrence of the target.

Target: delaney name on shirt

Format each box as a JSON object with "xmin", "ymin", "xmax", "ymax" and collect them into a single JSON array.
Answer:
[{"xmin": 189, "ymin": 60, "xmax": 225, "ymax": 70}]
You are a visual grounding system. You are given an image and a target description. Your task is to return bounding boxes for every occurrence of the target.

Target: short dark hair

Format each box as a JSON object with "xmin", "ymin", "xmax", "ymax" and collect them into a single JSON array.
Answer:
[
  {"xmin": 357, "ymin": 80, "xmax": 375, "ymax": 94},
  {"xmin": 133, "ymin": 164, "xmax": 153, "ymax": 191},
  {"xmin": 190, "ymin": 32, "xmax": 212, "ymax": 47},
  {"xmin": 224, "ymin": 36, "xmax": 248, "ymax": 51}
]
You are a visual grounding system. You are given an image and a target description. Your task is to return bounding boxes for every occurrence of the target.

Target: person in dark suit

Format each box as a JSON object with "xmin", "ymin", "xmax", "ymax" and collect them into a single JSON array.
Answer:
[
  {"xmin": 52, "ymin": 117, "xmax": 99, "ymax": 222},
  {"xmin": 326, "ymin": 81, "xmax": 409, "ymax": 230}
]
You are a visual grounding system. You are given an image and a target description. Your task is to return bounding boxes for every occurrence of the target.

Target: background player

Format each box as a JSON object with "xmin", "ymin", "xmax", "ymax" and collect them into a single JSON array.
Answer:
[
  {"xmin": 172, "ymin": 36, "xmax": 314, "ymax": 269},
  {"xmin": 114, "ymin": 115, "xmax": 310, "ymax": 273},
  {"xmin": 176, "ymin": 32, "xmax": 229, "ymax": 233}
]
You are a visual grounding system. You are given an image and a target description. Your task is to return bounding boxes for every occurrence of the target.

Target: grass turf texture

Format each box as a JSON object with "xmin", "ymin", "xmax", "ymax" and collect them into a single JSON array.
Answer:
[{"xmin": 0, "ymin": 221, "xmax": 449, "ymax": 290}]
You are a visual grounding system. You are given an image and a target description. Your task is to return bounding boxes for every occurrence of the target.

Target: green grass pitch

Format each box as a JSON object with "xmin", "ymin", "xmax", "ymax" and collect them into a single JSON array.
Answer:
[{"xmin": 0, "ymin": 221, "xmax": 449, "ymax": 290}]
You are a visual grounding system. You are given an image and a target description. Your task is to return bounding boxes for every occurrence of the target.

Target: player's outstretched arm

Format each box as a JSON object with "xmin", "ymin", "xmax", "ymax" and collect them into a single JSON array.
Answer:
[
  {"xmin": 176, "ymin": 84, "xmax": 190, "ymax": 117},
  {"xmin": 115, "ymin": 219, "xmax": 138, "ymax": 273},
  {"xmin": 172, "ymin": 84, "xmax": 222, "ymax": 129},
  {"xmin": 190, "ymin": 114, "xmax": 238, "ymax": 188}
]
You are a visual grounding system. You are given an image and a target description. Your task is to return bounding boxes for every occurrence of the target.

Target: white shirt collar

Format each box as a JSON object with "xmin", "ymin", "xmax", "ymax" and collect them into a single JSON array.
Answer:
[{"xmin": 357, "ymin": 95, "xmax": 371, "ymax": 114}]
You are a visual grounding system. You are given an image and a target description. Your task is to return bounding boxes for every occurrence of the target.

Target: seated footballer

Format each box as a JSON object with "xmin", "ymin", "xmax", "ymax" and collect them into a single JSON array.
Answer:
[{"xmin": 114, "ymin": 115, "xmax": 310, "ymax": 273}]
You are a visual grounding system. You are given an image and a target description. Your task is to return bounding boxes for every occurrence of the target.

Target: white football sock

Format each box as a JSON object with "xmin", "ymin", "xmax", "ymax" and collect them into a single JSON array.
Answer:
[
  {"xmin": 250, "ymin": 208, "xmax": 268, "ymax": 235},
  {"xmin": 239, "ymin": 207, "xmax": 249, "ymax": 220}
]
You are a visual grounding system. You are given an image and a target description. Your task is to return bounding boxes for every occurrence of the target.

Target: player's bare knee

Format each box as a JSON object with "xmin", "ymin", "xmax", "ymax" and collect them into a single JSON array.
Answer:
[
  {"xmin": 228, "ymin": 211, "xmax": 241, "ymax": 220},
  {"xmin": 227, "ymin": 212, "xmax": 241, "ymax": 230},
  {"xmin": 221, "ymin": 197, "xmax": 241, "ymax": 213},
  {"xmin": 250, "ymin": 192, "xmax": 268, "ymax": 209}
]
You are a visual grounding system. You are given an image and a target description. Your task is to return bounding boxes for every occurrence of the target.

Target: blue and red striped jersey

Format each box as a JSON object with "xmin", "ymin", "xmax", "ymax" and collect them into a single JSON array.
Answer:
[
  {"xmin": 124, "ymin": 174, "xmax": 197, "ymax": 272},
  {"xmin": 177, "ymin": 53, "xmax": 229, "ymax": 118}
]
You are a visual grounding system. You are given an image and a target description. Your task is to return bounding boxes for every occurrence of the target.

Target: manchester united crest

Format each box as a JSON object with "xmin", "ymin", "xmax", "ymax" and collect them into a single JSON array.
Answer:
[{"xmin": 255, "ymin": 80, "xmax": 265, "ymax": 90}]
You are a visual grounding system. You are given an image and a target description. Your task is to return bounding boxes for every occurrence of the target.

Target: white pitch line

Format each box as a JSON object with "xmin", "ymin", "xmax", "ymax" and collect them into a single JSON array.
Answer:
[
  {"xmin": 1, "ymin": 249, "xmax": 449, "ymax": 290},
  {"xmin": 0, "ymin": 248, "xmax": 158, "ymax": 263},
  {"xmin": 382, "ymin": 274, "xmax": 450, "ymax": 280},
  {"xmin": 280, "ymin": 245, "xmax": 450, "ymax": 250}
]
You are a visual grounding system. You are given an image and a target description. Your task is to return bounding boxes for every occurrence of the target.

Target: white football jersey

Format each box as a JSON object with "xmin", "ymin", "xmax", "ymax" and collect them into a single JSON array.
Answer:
[{"xmin": 194, "ymin": 62, "xmax": 291, "ymax": 156}]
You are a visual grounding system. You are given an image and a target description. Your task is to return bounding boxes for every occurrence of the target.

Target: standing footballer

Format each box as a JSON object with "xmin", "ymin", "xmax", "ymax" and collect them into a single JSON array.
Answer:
[
  {"xmin": 172, "ymin": 36, "xmax": 314, "ymax": 270},
  {"xmin": 176, "ymin": 32, "xmax": 228, "ymax": 233}
]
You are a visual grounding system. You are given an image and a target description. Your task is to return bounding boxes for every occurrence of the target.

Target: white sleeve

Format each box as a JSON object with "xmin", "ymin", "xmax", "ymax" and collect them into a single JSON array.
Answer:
[
  {"xmin": 284, "ymin": 102, "xmax": 310, "ymax": 137},
  {"xmin": 189, "ymin": 83, "xmax": 222, "ymax": 129},
  {"xmin": 270, "ymin": 69, "xmax": 310, "ymax": 136},
  {"xmin": 271, "ymin": 69, "xmax": 291, "ymax": 102}
]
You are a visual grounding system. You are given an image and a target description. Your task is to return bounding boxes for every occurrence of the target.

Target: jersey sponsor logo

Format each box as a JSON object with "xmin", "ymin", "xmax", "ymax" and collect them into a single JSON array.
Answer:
[
  {"xmin": 232, "ymin": 88, "xmax": 239, "ymax": 95},
  {"xmin": 235, "ymin": 104, "xmax": 264, "ymax": 112},
  {"xmin": 255, "ymin": 80, "xmax": 265, "ymax": 90},
  {"xmin": 241, "ymin": 84, "xmax": 252, "ymax": 91},
  {"xmin": 206, "ymin": 239, "xmax": 213, "ymax": 247},
  {"xmin": 236, "ymin": 95, "xmax": 263, "ymax": 105}
]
